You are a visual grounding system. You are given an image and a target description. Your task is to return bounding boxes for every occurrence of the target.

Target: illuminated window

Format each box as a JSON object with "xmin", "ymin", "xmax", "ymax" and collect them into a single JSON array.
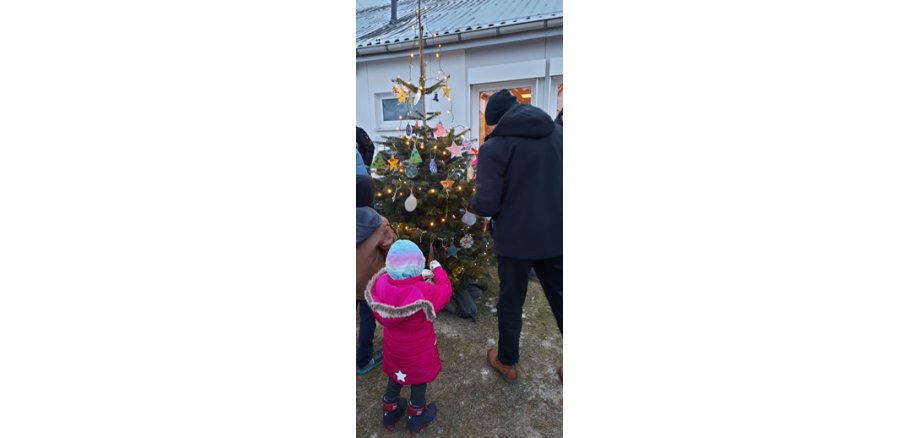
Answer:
[
  {"xmin": 478, "ymin": 87, "xmax": 532, "ymax": 141},
  {"xmin": 556, "ymin": 82, "xmax": 563, "ymax": 116}
]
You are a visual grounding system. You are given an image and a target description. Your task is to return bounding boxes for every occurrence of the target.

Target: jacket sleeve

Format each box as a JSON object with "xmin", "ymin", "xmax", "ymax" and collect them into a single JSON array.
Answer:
[
  {"xmin": 422, "ymin": 266, "xmax": 453, "ymax": 312},
  {"xmin": 356, "ymin": 146, "xmax": 368, "ymax": 175},
  {"xmin": 470, "ymin": 140, "xmax": 508, "ymax": 217}
]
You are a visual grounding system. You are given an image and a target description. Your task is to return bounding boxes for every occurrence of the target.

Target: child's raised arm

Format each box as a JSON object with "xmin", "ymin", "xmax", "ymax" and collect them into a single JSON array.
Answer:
[
  {"xmin": 420, "ymin": 241, "xmax": 452, "ymax": 311},
  {"xmin": 423, "ymin": 260, "xmax": 453, "ymax": 312}
]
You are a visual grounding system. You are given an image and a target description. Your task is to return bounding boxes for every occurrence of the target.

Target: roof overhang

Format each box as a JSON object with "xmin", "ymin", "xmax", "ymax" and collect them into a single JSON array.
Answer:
[{"xmin": 356, "ymin": 18, "xmax": 562, "ymax": 60}]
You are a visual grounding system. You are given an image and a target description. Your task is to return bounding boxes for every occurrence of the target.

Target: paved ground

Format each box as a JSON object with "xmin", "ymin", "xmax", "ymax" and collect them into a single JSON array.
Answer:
[{"xmin": 356, "ymin": 268, "xmax": 563, "ymax": 437}]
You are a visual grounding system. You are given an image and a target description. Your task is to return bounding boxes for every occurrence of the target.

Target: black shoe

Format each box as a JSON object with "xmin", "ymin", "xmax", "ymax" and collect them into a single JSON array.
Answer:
[
  {"xmin": 407, "ymin": 403, "xmax": 437, "ymax": 435},
  {"xmin": 382, "ymin": 397, "xmax": 407, "ymax": 431}
]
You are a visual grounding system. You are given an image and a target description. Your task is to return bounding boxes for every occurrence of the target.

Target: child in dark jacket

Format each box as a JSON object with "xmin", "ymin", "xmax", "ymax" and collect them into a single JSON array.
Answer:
[{"xmin": 364, "ymin": 240, "xmax": 452, "ymax": 434}]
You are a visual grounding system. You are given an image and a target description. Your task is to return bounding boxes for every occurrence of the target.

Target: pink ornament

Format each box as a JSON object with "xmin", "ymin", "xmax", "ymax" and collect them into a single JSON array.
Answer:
[{"xmin": 434, "ymin": 122, "xmax": 447, "ymax": 138}]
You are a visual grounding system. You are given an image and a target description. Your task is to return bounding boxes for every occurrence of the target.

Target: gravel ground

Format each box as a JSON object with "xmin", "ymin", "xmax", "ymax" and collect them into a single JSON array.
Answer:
[{"xmin": 356, "ymin": 269, "xmax": 563, "ymax": 437}]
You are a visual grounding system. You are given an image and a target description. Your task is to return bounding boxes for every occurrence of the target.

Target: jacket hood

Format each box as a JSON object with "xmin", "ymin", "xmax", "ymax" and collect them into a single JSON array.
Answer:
[
  {"xmin": 364, "ymin": 268, "xmax": 438, "ymax": 322},
  {"xmin": 489, "ymin": 104, "xmax": 555, "ymax": 139},
  {"xmin": 356, "ymin": 206, "xmax": 381, "ymax": 245}
]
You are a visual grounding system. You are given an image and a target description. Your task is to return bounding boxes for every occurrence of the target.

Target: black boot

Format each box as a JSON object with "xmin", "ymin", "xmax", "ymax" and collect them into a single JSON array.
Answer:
[
  {"xmin": 382, "ymin": 397, "xmax": 407, "ymax": 431},
  {"xmin": 407, "ymin": 402, "xmax": 437, "ymax": 435}
]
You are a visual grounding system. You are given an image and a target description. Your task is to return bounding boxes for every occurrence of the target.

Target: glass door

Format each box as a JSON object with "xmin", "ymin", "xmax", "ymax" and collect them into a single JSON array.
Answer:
[{"xmin": 470, "ymin": 80, "xmax": 537, "ymax": 144}]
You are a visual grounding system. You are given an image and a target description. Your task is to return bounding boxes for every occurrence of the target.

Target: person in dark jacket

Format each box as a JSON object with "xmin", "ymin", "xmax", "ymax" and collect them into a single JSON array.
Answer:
[
  {"xmin": 554, "ymin": 108, "xmax": 563, "ymax": 126},
  {"xmin": 357, "ymin": 126, "xmax": 375, "ymax": 174},
  {"xmin": 471, "ymin": 89, "xmax": 563, "ymax": 383},
  {"xmin": 357, "ymin": 175, "xmax": 386, "ymax": 374}
]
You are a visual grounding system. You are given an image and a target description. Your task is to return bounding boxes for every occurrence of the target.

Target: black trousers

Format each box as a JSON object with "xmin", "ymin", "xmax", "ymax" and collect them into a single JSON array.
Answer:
[
  {"xmin": 384, "ymin": 377, "xmax": 427, "ymax": 407},
  {"xmin": 356, "ymin": 300, "xmax": 376, "ymax": 368},
  {"xmin": 496, "ymin": 255, "xmax": 563, "ymax": 366}
]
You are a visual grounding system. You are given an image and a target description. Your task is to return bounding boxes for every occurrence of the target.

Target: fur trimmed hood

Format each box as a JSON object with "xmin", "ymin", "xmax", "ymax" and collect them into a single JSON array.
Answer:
[{"xmin": 365, "ymin": 268, "xmax": 437, "ymax": 322}]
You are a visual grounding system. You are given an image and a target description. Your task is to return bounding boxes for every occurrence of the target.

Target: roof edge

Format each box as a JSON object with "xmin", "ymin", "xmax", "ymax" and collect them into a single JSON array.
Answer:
[
  {"xmin": 356, "ymin": 27, "xmax": 562, "ymax": 62},
  {"xmin": 356, "ymin": 18, "xmax": 562, "ymax": 56}
]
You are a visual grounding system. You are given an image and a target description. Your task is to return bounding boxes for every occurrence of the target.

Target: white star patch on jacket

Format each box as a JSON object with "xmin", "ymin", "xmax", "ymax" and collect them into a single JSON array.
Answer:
[{"xmin": 395, "ymin": 371, "xmax": 407, "ymax": 382}]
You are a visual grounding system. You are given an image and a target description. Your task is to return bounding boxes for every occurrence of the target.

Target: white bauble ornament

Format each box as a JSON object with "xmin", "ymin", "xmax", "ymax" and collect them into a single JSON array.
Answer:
[
  {"xmin": 404, "ymin": 193, "xmax": 418, "ymax": 212},
  {"xmin": 462, "ymin": 211, "xmax": 476, "ymax": 226}
]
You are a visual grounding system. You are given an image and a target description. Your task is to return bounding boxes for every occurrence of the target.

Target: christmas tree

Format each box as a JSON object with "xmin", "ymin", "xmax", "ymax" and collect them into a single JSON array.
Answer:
[{"xmin": 369, "ymin": 2, "xmax": 493, "ymax": 288}]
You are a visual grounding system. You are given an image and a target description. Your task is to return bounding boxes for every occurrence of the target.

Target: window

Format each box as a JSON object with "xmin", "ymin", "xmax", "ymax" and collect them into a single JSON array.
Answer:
[
  {"xmin": 556, "ymin": 82, "xmax": 563, "ymax": 115},
  {"xmin": 472, "ymin": 81, "xmax": 536, "ymax": 142},
  {"xmin": 375, "ymin": 92, "xmax": 423, "ymax": 131},
  {"xmin": 381, "ymin": 97, "xmax": 423, "ymax": 122},
  {"xmin": 549, "ymin": 75, "xmax": 563, "ymax": 118}
]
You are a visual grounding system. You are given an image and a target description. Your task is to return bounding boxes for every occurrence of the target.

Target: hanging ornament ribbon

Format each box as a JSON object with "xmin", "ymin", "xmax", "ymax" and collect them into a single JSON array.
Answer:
[{"xmin": 391, "ymin": 183, "xmax": 402, "ymax": 202}]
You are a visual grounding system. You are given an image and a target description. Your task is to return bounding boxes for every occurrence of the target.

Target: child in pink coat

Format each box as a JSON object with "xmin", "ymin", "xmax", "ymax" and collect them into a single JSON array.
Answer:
[{"xmin": 364, "ymin": 240, "xmax": 452, "ymax": 434}]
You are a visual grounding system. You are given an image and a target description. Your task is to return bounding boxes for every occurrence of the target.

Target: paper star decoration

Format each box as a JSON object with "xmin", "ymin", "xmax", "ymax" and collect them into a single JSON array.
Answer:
[
  {"xmin": 395, "ymin": 371, "xmax": 407, "ymax": 382},
  {"xmin": 447, "ymin": 242, "xmax": 459, "ymax": 257},
  {"xmin": 395, "ymin": 86, "xmax": 408, "ymax": 103},
  {"xmin": 446, "ymin": 144, "xmax": 464, "ymax": 159},
  {"xmin": 387, "ymin": 156, "xmax": 400, "ymax": 171},
  {"xmin": 442, "ymin": 84, "xmax": 450, "ymax": 98}
]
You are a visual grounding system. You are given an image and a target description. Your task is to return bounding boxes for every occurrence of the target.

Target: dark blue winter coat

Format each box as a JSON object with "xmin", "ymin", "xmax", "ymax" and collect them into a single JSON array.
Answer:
[{"xmin": 470, "ymin": 104, "xmax": 562, "ymax": 259}]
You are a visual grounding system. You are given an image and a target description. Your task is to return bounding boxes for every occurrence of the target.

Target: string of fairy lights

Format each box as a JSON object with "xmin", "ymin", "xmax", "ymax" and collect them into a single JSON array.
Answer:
[{"xmin": 371, "ymin": 0, "xmax": 492, "ymax": 272}]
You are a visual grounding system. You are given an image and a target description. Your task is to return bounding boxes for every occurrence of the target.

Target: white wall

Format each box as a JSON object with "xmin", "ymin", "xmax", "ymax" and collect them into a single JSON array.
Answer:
[{"xmin": 356, "ymin": 35, "xmax": 562, "ymax": 145}]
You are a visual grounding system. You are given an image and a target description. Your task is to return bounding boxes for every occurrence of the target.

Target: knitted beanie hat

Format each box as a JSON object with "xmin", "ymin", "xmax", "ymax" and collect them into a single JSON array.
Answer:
[
  {"xmin": 386, "ymin": 240, "xmax": 425, "ymax": 280},
  {"xmin": 485, "ymin": 89, "xmax": 519, "ymax": 125}
]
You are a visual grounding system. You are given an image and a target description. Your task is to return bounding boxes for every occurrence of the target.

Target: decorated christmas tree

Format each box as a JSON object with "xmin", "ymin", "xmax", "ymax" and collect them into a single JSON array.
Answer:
[{"xmin": 369, "ymin": 2, "xmax": 493, "ymax": 289}]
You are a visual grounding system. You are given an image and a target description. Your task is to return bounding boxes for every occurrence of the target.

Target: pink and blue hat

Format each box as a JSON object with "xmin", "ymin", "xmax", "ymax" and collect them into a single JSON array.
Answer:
[{"xmin": 386, "ymin": 240, "xmax": 425, "ymax": 280}]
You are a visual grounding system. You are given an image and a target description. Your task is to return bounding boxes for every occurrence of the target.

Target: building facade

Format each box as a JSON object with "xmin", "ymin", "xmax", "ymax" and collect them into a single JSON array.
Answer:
[{"xmin": 357, "ymin": 0, "xmax": 562, "ymax": 146}]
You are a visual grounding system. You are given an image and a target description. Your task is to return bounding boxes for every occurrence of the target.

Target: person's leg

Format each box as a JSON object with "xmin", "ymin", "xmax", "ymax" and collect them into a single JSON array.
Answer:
[
  {"xmin": 496, "ymin": 256, "xmax": 533, "ymax": 366},
  {"xmin": 383, "ymin": 377, "xmax": 403, "ymax": 402},
  {"xmin": 382, "ymin": 377, "xmax": 407, "ymax": 430},
  {"xmin": 533, "ymin": 256, "xmax": 563, "ymax": 334},
  {"xmin": 408, "ymin": 383, "xmax": 427, "ymax": 407},
  {"xmin": 357, "ymin": 300, "xmax": 376, "ymax": 368},
  {"xmin": 407, "ymin": 383, "xmax": 436, "ymax": 432}
]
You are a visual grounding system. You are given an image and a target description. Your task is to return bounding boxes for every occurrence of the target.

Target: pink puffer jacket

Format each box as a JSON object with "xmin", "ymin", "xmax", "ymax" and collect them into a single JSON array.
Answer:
[{"xmin": 365, "ymin": 265, "xmax": 453, "ymax": 385}]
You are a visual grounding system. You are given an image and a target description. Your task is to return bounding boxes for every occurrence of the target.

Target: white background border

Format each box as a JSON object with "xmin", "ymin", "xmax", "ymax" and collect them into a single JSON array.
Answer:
[{"xmin": 2, "ymin": 1, "xmax": 919, "ymax": 437}]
